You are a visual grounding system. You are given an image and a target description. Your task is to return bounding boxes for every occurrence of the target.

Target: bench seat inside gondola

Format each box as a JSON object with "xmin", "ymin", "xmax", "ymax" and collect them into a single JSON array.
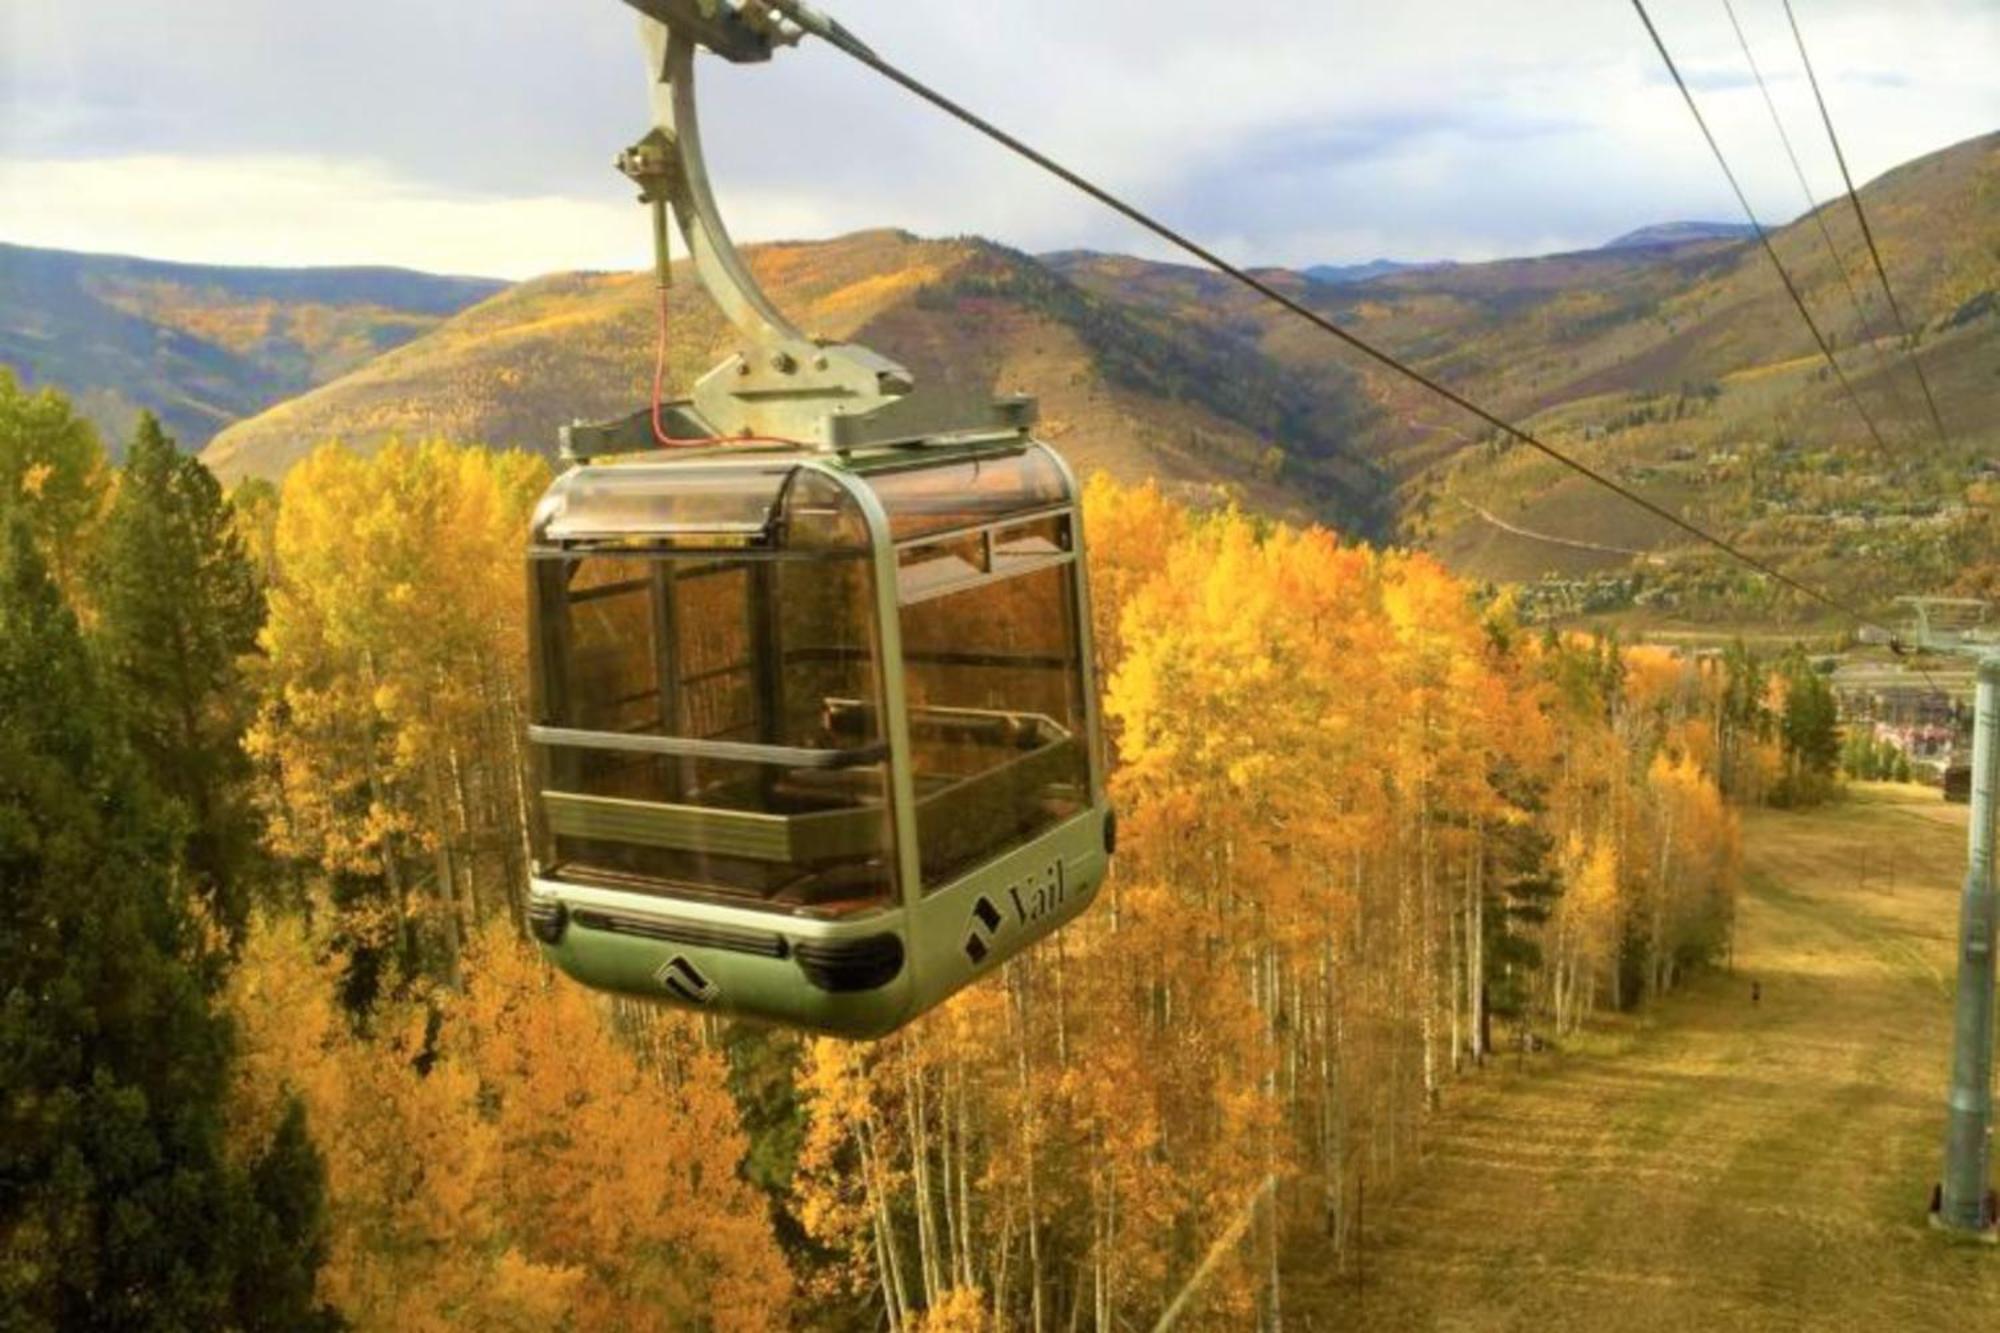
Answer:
[{"xmin": 542, "ymin": 703, "xmax": 1083, "ymax": 912}]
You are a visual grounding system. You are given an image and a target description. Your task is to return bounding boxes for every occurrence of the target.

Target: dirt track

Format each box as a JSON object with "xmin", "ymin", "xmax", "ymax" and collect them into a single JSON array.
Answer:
[{"xmin": 1287, "ymin": 784, "xmax": 2000, "ymax": 1330}]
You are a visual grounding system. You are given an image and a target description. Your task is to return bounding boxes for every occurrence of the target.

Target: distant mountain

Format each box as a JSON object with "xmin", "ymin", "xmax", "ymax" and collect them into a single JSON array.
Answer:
[
  {"xmin": 1306, "ymin": 226, "xmax": 1759, "ymax": 284},
  {"xmin": 1303, "ymin": 259, "xmax": 1432, "ymax": 286},
  {"xmin": 1053, "ymin": 131, "xmax": 2000, "ymax": 599},
  {"xmin": 203, "ymin": 231, "xmax": 1393, "ymax": 538},
  {"xmin": 1600, "ymin": 221, "xmax": 1758, "ymax": 251},
  {"xmin": 142, "ymin": 128, "xmax": 2000, "ymax": 609},
  {"xmin": 1296, "ymin": 227, "xmax": 1756, "ymax": 285},
  {"xmin": 0, "ymin": 244, "xmax": 505, "ymax": 454}
]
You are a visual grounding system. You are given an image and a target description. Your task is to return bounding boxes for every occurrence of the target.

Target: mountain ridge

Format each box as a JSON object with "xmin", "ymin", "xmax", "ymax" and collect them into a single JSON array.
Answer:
[
  {"xmin": 1049, "ymin": 130, "xmax": 1999, "ymax": 607},
  {"xmin": 0, "ymin": 242, "xmax": 505, "ymax": 453},
  {"xmin": 199, "ymin": 229, "xmax": 1394, "ymax": 538},
  {"xmin": 6, "ymin": 129, "xmax": 1995, "ymax": 609},
  {"xmin": 1601, "ymin": 220, "xmax": 1759, "ymax": 250}
]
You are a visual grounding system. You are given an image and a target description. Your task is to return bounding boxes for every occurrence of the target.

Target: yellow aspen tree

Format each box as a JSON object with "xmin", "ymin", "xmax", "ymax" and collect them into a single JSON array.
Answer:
[
  {"xmin": 226, "ymin": 914, "xmax": 581, "ymax": 1330},
  {"xmin": 455, "ymin": 926, "xmax": 792, "ymax": 1332},
  {"xmin": 248, "ymin": 440, "xmax": 548, "ymax": 988}
]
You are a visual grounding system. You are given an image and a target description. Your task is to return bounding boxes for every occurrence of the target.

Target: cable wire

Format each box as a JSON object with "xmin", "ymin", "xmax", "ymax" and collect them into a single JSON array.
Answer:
[
  {"xmin": 767, "ymin": 0, "xmax": 1895, "ymax": 638},
  {"xmin": 1718, "ymin": 0, "xmax": 1920, "ymax": 437},
  {"xmin": 1778, "ymin": 0, "xmax": 1965, "ymax": 689},
  {"xmin": 1782, "ymin": 0, "xmax": 1952, "ymax": 451},
  {"xmin": 1628, "ymin": 0, "xmax": 1895, "ymax": 465}
]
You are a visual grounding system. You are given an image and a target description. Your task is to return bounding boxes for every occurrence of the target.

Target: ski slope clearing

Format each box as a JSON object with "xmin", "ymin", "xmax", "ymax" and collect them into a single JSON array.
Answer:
[{"xmin": 1291, "ymin": 783, "xmax": 2000, "ymax": 1330}]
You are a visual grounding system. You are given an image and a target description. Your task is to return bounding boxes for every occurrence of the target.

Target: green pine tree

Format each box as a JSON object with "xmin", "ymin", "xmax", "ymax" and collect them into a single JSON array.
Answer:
[
  {"xmin": 1777, "ymin": 651, "xmax": 1840, "ymax": 805},
  {"xmin": 232, "ymin": 1098, "xmax": 343, "ymax": 1332},
  {"xmin": 91, "ymin": 414, "xmax": 267, "ymax": 945},
  {"xmin": 0, "ymin": 512, "xmax": 332, "ymax": 1330}
]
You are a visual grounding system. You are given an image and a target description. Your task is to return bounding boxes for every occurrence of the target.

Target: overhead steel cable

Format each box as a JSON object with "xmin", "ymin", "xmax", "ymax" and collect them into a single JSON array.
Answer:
[
  {"xmin": 1719, "ymin": 0, "xmax": 1921, "ymax": 436},
  {"xmin": 766, "ymin": 0, "xmax": 1894, "ymax": 637},
  {"xmin": 1782, "ymin": 0, "xmax": 1953, "ymax": 451},
  {"xmin": 1637, "ymin": 0, "xmax": 1951, "ymax": 684},
  {"xmin": 1627, "ymin": 0, "xmax": 1895, "ymax": 465}
]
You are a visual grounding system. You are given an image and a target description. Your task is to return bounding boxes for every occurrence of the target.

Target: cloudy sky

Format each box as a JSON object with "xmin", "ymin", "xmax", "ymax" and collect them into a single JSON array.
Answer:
[{"xmin": 3, "ymin": 0, "xmax": 1994, "ymax": 280}]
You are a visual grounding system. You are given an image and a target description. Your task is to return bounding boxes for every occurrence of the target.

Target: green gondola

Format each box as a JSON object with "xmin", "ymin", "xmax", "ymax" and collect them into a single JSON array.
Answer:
[{"xmin": 523, "ymin": 0, "xmax": 1113, "ymax": 1037}]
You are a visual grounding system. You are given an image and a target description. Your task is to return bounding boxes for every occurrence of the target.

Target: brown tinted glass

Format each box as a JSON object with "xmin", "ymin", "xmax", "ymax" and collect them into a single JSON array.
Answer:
[
  {"xmin": 529, "ymin": 550, "xmax": 894, "ymax": 915},
  {"xmin": 991, "ymin": 514, "xmax": 1072, "ymax": 570},
  {"xmin": 865, "ymin": 446, "xmax": 1069, "ymax": 541},
  {"xmin": 897, "ymin": 531, "xmax": 990, "ymax": 602},
  {"xmin": 897, "ymin": 562, "xmax": 1091, "ymax": 889},
  {"xmin": 781, "ymin": 468, "xmax": 873, "ymax": 551},
  {"xmin": 535, "ymin": 464, "xmax": 796, "ymax": 542}
]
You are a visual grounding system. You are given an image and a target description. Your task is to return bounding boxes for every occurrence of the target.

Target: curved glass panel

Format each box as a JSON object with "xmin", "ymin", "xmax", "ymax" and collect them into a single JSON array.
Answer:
[
  {"xmin": 863, "ymin": 443, "xmax": 1069, "ymax": 541},
  {"xmin": 533, "ymin": 463, "xmax": 797, "ymax": 543},
  {"xmin": 781, "ymin": 468, "xmax": 873, "ymax": 551}
]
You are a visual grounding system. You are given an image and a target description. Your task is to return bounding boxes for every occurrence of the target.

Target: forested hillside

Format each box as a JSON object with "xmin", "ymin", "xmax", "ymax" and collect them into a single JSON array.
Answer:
[
  {"xmin": 0, "ymin": 243, "xmax": 503, "ymax": 455},
  {"xmin": 10, "ymin": 132, "xmax": 1991, "ymax": 606},
  {"xmin": 0, "ymin": 372, "xmax": 1862, "ymax": 1329},
  {"xmin": 1057, "ymin": 131, "xmax": 2000, "ymax": 611},
  {"xmin": 199, "ymin": 231, "xmax": 1392, "ymax": 538},
  {"xmin": 188, "ymin": 131, "xmax": 1996, "ymax": 615}
]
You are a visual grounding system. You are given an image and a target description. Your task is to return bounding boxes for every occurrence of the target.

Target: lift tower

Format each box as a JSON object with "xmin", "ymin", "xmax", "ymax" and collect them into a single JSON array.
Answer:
[{"xmin": 1906, "ymin": 598, "xmax": 2000, "ymax": 1237}]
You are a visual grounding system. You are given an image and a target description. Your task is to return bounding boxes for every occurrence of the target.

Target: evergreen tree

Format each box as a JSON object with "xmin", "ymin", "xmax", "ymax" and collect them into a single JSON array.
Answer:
[
  {"xmin": 231, "ymin": 1098, "xmax": 343, "ymax": 1332},
  {"xmin": 1777, "ymin": 652, "xmax": 1840, "ymax": 803},
  {"xmin": 92, "ymin": 414, "xmax": 266, "ymax": 945},
  {"xmin": 0, "ymin": 514, "xmax": 332, "ymax": 1329},
  {"xmin": 1481, "ymin": 769, "xmax": 1559, "ymax": 1032}
]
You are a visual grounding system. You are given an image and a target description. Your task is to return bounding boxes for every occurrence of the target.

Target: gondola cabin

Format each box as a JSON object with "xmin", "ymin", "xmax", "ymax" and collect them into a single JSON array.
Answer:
[{"xmin": 525, "ymin": 438, "xmax": 1113, "ymax": 1037}]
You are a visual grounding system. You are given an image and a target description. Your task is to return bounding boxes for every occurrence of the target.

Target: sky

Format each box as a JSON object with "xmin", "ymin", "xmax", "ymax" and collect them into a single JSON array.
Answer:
[{"xmin": 2, "ymin": 0, "xmax": 1994, "ymax": 280}]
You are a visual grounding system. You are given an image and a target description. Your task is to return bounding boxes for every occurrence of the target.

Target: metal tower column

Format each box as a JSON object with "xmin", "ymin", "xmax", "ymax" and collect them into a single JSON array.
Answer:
[{"xmin": 1939, "ymin": 652, "xmax": 2000, "ymax": 1234}]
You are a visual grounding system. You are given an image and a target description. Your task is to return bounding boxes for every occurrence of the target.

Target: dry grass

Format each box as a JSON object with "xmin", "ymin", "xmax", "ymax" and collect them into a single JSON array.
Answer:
[{"xmin": 1286, "ymin": 782, "xmax": 2000, "ymax": 1330}]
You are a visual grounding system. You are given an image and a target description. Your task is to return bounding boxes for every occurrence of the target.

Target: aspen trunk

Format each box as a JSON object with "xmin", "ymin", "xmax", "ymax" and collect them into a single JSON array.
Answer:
[
  {"xmin": 1651, "ymin": 801, "xmax": 1675, "ymax": 1003},
  {"xmin": 1471, "ymin": 849, "xmax": 1487, "ymax": 1062},
  {"xmin": 859, "ymin": 1110, "xmax": 910, "ymax": 1329},
  {"xmin": 1448, "ymin": 887, "xmax": 1464, "ymax": 1077},
  {"xmin": 1013, "ymin": 967, "xmax": 1046, "ymax": 1333},
  {"xmin": 425, "ymin": 769, "xmax": 465, "ymax": 985},
  {"xmin": 500, "ymin": 672, "xmax": 536, "ymax": 929},
  {"xmin": 956, "ymin": 1072, "xmax": 976, "ymax": 1291},
  {"xmin": 905, "ymin": 1055, "xmax": 943, "ymax": 1309}
]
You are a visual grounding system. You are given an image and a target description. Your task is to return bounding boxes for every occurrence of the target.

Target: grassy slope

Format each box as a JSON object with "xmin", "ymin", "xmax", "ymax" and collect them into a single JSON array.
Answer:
[
  {"xmin": 1286, "ymin": 783, "xmax": 2000, "ymax": 1330},
  {"xmin": 0, "ymin": 243, "xmax": 503, "ymax": 454},
  {"xmin": 201, "ymin": 230, "xmax": 1392, "ymax": 537}
]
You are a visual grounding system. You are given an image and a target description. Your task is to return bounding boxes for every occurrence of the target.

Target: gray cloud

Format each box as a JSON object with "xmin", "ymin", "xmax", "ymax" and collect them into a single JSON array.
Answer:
[{"xmin": 2, "ymin": 0, "xmax": 1994, "ymax": 275}]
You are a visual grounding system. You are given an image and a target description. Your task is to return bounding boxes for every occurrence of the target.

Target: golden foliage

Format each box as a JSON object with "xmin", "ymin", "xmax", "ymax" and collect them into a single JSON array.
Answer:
[
  {"xmin": 226, "ymin": 447, "xmax": 1742, "ymax": 1330},
  {"xmin": 247, "ymin": 439, "xmax": 548, "ymax": 973},
  {"xmin": 228, "ymin": 916, "xmax": 790, "ymax": 1330},
  {"xmin": 789, "ymin": 479, "xmax": 1742, "ymax": 1328}
]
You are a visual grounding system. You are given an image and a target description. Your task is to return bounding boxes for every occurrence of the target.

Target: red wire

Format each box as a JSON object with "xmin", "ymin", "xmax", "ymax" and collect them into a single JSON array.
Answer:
[{"xmin": 648, "ymin": 280, "xmax": 810, "ymax": 451}]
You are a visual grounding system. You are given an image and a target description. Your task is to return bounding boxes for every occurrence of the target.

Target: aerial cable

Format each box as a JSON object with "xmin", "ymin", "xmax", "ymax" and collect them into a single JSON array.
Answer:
[
  {"xmin": 1719, "ymin": 0, "xmax": 1921, "ymax": 438},
  {"xmin": 1781, "ymin": 0, "xmax": 1952, "ymax": 451},
  {"xmin": 764, "ymin": 0, "xmax": 1895, "ymax": 637},
  {"xmin": 1627, "ymin": 0, "xmax": 1896, "ymax": 466}
]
